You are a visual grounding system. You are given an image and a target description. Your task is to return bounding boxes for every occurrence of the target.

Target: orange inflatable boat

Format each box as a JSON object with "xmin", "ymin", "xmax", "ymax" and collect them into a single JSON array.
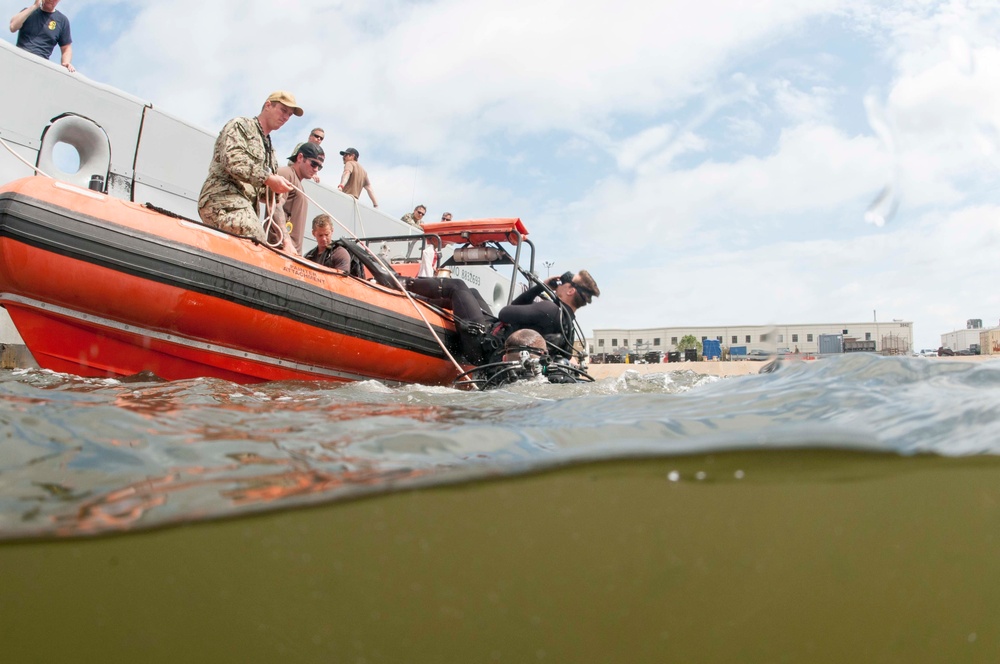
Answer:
[{"xmin": 0, "ymin": 177, "xmax": 529, "ymax": 385}]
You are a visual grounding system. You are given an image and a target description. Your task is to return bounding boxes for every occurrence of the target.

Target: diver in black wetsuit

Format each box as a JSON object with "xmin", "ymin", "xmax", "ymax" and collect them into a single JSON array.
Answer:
[{"xmin": 497, "ymin": 270, "xmax": 600, "ymax": 357}]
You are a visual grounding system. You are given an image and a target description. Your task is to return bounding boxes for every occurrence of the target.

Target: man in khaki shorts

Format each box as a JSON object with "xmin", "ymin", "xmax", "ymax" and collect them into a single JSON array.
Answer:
[{"xmin": 198, "ymin": 91, "xmax": 303, "ymax": 246}]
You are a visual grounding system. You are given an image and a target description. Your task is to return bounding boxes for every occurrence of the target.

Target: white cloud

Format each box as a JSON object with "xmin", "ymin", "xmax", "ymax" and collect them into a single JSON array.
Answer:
[
  {"xmin": 580, "ymin": 203, "xmax": 1000, "ymax": 350},
  {"xmin": 88, "ymin": 0, "xmax": 841, "ymax": 151},
  {"xmin": 770, "ymin": 79, "xmax": 839, "ymax": 123},
  {"xmin": 565, "ymin": 122, "xmax": 887, "ymax": 251}
]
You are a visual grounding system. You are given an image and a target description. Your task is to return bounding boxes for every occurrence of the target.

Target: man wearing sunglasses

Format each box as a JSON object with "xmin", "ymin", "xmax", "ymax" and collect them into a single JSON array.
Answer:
[
  {"xmin": 400, "ymin": 205, "xmax": 427, "ymax": 228},
  {"xmin": 273, "ymin": 142, "xmax": 324, "ymax": 252},
  {"xmin": 289, "ymin": 128, "xmax": 325, "ymax": 182},
  {"xmin": 498, "ymin": 270, "xmax": 600, "ymax": 358}
]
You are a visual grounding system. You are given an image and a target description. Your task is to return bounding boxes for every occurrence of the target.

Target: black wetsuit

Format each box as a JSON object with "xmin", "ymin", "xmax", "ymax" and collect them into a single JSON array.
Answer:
[
  {"xmin": 497, "ymin": 283, "xmax": 575, "ymax": 356},
  {"xmin": 406, "ymin": 277, "xmax": 491, "ymax": 363}
]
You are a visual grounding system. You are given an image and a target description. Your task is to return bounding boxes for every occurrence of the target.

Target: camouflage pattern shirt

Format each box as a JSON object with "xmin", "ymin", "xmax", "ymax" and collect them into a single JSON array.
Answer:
[
  {"xmin": 400, "ymin": 212, "xmax": 422, "ymax": 228},
  {"xmin": 197, "ymin": 116, "xmax": 278, "ymax": 242}
]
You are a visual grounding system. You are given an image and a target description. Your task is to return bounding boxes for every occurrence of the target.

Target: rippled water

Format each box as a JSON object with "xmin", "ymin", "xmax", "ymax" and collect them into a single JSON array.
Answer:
[{"xmin": 2, "ymin": 353, "xmax": 999, "ymax": 540}]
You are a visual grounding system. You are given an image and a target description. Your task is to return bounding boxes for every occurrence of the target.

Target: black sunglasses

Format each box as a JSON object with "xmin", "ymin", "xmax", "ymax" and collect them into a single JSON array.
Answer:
[
  {"xmin": 308, "ymin": 159, "xmax": 323, "ymax": 171},
  {"xmin": 311, "ymin": 133, "xmax": 324, "ymax": 140}
]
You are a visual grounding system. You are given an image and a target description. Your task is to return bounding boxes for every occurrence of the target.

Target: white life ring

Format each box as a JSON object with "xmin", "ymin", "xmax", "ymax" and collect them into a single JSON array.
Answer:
[{"xmin": 36, "ymin": 114, "xmax": 112, "ymax": 191}]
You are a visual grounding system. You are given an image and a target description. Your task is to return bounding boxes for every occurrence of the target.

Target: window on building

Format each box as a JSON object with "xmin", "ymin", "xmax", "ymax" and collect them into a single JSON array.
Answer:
[
  {"xmin": 611, "ymin": 338, "xmax": 617, "ymax": 347},
  {"xmin": 671, "ymin": 337, "xmax": 677, "ymax": 345},
  {"xmin": 731, "ymin": 336, "xmax": 738, "ymax": 344},
  {"xmin": 792, "ymin": 334, "xmax": 798, "ymax": 343},
  {"xmin": 761, "ymin": 334, "xmax": 768, "ymax": 342},
  {"xmin": 865, "ymin": 332, "xmax": 871, "ymax": 341},
  {"xmin": 778, "ymin": 334, "xmax": 784, "ymax": 343},
  {"xmin": 636, "ymin": 339, "xmax": 643, "ymax": 346},
  {"xmin": 745, "ymin": 335, "xmax": 751, "ymax": 343},
  {"xmin": 654, "ymin": 338, "xmax": 661, "ymax": 346},
  {"xmin": 716, "ymin": 336, "xmax": 723, "ymax": 342},
  {"xmin": 843, "ymin": 329, "xmax": 848, "ymax": 335},
  {"xmin": 598, "ymin": 339, "xmax": 604, "ymax": 347},
  {"xmin": 623, "ymin": 340, "xmax": 629, "ymax": 347},
  {"xmin": 807, "ymin": 334, "xmax": 813, "ymax": 342},
  {"xmin": 701, "ymin": 336, "xmax": 707, "ymax": 342}
]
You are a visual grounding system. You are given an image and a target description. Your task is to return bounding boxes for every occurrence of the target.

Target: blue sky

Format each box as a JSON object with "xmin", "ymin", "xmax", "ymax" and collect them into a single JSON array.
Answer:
[{"xmin": 11, "ymin": 0, "xmax": 1000, "ymax": 350}]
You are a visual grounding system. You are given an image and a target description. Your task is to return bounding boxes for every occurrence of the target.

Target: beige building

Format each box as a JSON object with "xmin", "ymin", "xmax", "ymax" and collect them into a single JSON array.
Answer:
[{"xmin": 590, "ymin": 320, "xmax": 914, "ymax": 356}]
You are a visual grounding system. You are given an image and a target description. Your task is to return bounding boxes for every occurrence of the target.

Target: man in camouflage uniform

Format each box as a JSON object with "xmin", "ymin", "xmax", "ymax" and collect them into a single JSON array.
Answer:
[
  {"xmin": 198, "ymin": 91, "xmax": 304, "ymax": 244},
  {"xmin": 400, "ymin": 204, "xmax": 426, "ymax": 228}
]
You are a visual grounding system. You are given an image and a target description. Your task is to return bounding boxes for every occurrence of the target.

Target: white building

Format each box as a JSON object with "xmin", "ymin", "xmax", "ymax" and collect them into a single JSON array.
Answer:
[
  {"xmin": 942, "ymin": 319, "xmax": 988, "ymax": 353},
  {"xmin": 590, "ymin": 320, "xmax": 914, "ymax": 356}
]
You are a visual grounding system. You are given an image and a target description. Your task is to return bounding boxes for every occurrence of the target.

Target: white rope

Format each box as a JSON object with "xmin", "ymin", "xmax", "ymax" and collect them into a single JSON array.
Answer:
[
  {"xmin": 292, "ymin": 183, "xmax": 473, "ymax": 385},
  {"xmin": 0, "ymin": 134, "xmax": 54, "ymax": 179},
  {"xmin": 351, "ymin": 192, "xmax": 367, "ymax": 238},
  {"xmin": 260, "ymin": 187, "xmax": 286, "ymax": 249}
]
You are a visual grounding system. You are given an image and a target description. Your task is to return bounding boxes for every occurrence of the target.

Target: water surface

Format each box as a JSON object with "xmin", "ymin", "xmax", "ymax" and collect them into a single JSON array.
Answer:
[{"xmin": 2, "ymin": 353, "xmax": 998, "ymax": 539}]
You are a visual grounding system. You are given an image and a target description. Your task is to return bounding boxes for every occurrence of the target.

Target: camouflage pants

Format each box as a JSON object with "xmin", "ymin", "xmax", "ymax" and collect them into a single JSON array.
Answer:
[{"xmin": 198, "ymin": 203, "xmax": 267, "ymax": 243}]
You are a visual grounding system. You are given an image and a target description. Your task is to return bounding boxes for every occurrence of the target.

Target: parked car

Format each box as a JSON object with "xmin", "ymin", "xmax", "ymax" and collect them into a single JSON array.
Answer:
[
  {"xmin": 937, "ymin": 347, "xmax": 955, "ymax": 356},
  {"xmin": 747, "ymin": 349, "xmax": 773, "ymax": 361}
]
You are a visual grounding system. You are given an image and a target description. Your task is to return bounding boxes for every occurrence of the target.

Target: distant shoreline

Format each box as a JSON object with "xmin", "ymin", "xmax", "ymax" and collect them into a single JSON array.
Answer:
[{"xmin": 585, "ymin": 354, "xmax": 996, "ymax": 380}]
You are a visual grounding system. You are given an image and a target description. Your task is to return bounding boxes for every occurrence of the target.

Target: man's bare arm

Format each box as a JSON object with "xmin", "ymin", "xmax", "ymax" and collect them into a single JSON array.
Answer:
[
  {"xmin": 9, "ymin": 1, "xmax": 41, "ymax": 33},
  {"xmin": 60, "ymin": 43, "xmax": 75, "ymax": 72}
]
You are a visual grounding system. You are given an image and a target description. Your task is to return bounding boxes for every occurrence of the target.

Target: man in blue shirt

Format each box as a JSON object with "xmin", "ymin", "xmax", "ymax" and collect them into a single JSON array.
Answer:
[{"xmin": 9, "ymin": 0, "xmax": 74, "ymax": 72}]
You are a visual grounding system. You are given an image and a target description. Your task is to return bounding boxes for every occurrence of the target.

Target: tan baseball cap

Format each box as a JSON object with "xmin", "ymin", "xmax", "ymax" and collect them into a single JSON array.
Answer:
[{"xmin": 266, "ymin": 90, "xmax": 304, "ymax": 116}]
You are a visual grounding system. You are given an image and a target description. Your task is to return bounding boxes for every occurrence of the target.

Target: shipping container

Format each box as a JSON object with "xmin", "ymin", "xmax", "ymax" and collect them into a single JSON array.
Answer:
[
  {"xmin": 702, "ymin": 339, "xmax": 721, "ymax": 360},
  {"xmin": 730, "ymin": 346, "xmax": 748, "ymax": 359},
  {"xmin": 818, "ymin": 334, "xmax": 844, "ymax": 354}
]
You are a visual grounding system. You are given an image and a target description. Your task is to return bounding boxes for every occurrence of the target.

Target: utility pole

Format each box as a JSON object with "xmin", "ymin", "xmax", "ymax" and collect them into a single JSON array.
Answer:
[{"xmin": 543, "ymin": 260, "xmax": 555, "ymax": 278}]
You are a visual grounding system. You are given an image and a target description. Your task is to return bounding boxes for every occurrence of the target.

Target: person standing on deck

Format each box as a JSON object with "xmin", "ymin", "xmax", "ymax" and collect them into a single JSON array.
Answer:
[
  {"xmin": 198, "ymin": 91, "xmax": 303, "ymax": 248},
  {"xmin": 289, "ymin": 127, "xmax": 325, "ymax": 182},
  {"xmin": 337, "ymin": 148, "xmax": 378, "ymax": 208},
  {"xmin": 9, "ymin": 0, "xmax": 74, "ymax": 72},
  {"xmin": 290, "ymin": 127, "xmax": 325, "ymax": 158}
]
